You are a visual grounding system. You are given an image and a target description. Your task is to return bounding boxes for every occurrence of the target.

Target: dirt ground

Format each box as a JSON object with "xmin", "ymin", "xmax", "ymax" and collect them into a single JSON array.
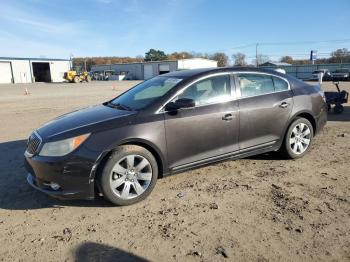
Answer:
[{"xmin": 0, "ymin": 80, "xmax": 349, "ymax": 262}]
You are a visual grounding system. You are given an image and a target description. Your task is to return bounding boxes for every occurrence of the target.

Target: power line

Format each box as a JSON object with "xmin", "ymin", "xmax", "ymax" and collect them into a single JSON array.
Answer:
[
  {"xmin": 207, "ymin": 38, "xmax": 350, "ymax": 57},
  {"xmin": 260, "ymin": 39, "xmax": 350, "ymax": 46}
]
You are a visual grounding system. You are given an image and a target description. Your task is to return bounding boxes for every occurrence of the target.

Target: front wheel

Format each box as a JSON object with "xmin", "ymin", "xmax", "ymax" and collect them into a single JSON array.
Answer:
[
  {"xmin": 281, "ymin": 118, "xmax": 314, "ymax": 159},
  {"xmin": 73, "ymin": 76, "xmax": 80, "ymax": 83},
  {"xmin": 100, "ymin": 145, "xmax": 158, "ymax": 206}
]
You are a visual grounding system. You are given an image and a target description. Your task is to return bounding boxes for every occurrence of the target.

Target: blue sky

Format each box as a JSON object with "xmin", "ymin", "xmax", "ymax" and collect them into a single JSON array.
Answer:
[{"xmin": 0, "ymin": 0, "xmax": 349, "ymax": 63}]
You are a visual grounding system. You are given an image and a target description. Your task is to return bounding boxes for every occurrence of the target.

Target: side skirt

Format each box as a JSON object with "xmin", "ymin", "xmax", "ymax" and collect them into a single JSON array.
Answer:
[{"xmin": 169, "ymin": 141, "xmax": 280, "ymax": 175}]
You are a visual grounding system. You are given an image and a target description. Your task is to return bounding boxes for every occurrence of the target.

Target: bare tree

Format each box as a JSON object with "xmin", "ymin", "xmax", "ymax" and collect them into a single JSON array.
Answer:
[
  {"xmin": 280, "ymin": 56, "xmax": 293, "ymax": 64},
  {"xmin": 210, "ymin": 52, "xmax": 229, "ymax": 67},
  {"xmin": 329, "ymin": 48, "xmax": 350, "ymax": 63},
  {"xmin": 232, "ymin": 52, "xmax": 247, "ymax": 66},
  {"xmin": 253, "ymin": 54, "xmax": 270, "ymax": 66}
]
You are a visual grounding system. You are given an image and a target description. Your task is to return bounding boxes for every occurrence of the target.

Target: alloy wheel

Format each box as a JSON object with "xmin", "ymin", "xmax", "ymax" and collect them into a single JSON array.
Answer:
[
  {"xmin": 109, "ymin": 154, "xmax": 153, "ymax": 200},
  {"xmin": 289, "ymin": 123, "xmax": 311, "ymax": 155}
]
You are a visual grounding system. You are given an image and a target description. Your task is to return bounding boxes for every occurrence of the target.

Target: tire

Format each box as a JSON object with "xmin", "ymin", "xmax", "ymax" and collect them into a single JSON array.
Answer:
[
  {"xmin": 334, "ymin": 105, "xmax": 344, "ymax": 114},
  {"xmin": 73, "ymin": 76, "xmax": 80, "ymax": 83},
  {"xmin": 100, "ymin": 145, "xmax": 158, "ymax": 206},
  {"xmin": 281, "ymin": 117, "xmax": 314, "ymax": 159}
]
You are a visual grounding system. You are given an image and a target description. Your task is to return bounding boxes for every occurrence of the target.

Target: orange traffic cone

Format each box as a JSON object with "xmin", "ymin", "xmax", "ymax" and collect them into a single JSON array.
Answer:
[{"xmin": 24, "ymin": 87, "xmax": 31, "ymax": 95}]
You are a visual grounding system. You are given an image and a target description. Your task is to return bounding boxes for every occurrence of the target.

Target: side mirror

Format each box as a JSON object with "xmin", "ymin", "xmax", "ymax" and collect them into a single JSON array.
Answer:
[{"xmin": 164, "ymin": 98, "xmax": 195, "ymax": 111}]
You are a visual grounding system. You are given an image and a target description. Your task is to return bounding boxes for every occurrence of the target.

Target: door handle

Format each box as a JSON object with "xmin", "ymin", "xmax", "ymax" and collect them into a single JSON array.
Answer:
[
  {"xmin": 222, "ymin": 113, "xmax": 233, "ymax": 121},
  {"xmin": 279, "ymin": 102, "xmax": 289, "ymax": 108}
]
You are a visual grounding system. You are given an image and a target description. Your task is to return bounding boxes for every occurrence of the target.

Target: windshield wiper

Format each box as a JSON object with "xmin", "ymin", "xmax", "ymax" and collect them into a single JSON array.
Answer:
[{"xmin": 106, "ymin": 102, "xmax": 133, "ymax": 111}]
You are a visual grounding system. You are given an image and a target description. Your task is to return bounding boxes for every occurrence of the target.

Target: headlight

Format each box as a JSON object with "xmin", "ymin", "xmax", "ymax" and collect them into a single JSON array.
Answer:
[{"xmin": 39, "ymin": 134, "xmax": 90, "ymax": 156}]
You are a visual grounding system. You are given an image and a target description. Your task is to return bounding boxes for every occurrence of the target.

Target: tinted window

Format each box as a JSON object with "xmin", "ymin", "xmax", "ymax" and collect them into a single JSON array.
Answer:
[
  {"xmin": 110, "ymin": 76, "xmax": 182, "ymax": 110},
  {"xmin": 273, "ymin": 76, "xmax": 289, "ymax": 91},
  {"xmin": 178, "ymin": 75, "xmax": 231, "ymax": 106},
  {"xmin": 238, "ymin": 74, "xmax": 274, "ymax": 97}
]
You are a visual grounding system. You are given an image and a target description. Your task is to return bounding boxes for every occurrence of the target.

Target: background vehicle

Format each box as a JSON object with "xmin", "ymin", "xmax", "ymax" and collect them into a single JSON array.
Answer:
[
  {"xmin": 64, "ymin": 70, "xmax": 92, "ymax": 83},
  {"xmin": 310, "ymin": 69, "xmax": 332, "ymax": 81},
  {"xmin": 332, "ymin": 68, "xmax": 350, "ymax": 81},
  {"xmin": 24, "ymin": 67, "xmax": 327, "ymax": 206}
]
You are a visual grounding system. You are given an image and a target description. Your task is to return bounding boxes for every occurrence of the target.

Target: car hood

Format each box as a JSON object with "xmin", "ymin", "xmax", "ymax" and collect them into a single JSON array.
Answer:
[{"xmin": 37, "ymin": 104, "xmax": 136, "ymax": 141}]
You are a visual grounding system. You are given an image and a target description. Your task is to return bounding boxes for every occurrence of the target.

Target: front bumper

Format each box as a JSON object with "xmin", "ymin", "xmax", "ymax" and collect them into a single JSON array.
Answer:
[{"xmin": 24, "ymin": 154, "xmax": 96, "ymax": 200}]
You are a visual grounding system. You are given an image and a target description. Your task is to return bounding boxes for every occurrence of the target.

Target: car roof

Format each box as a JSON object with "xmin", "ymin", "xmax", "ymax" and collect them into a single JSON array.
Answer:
[{"xmin": 164, "ymin": 66, "xmax": 286, "ymax": 79}]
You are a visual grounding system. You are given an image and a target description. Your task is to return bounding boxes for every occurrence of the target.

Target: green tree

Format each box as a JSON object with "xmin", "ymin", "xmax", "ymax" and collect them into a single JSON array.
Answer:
[{"xmin": 145, "ymin": 49, "xmax": 167, "ymax": 61}]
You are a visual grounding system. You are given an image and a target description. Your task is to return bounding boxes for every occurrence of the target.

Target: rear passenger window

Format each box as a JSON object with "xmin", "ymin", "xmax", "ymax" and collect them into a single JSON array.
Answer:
[
  {"xmin": 273, "ymin": 77, "xmax": 289, "ymax": 91},
  {"xmin": 237, "ymin": 74, "xmax": 274, "ymax": 97}
]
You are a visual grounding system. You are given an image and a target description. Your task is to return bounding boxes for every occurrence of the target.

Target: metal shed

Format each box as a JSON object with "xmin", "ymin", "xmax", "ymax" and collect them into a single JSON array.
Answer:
[
  {"xmin": 0, "ymin": 57, "xmax": 70, "ymax": 84},
  {"xmin": 91, "ymin": 58, "xmax": 218, "ymax": 80}
]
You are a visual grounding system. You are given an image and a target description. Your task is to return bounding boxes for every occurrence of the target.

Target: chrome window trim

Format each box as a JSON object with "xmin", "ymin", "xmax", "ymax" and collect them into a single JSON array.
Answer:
[
  {"xmin": 233, "ymin": 71, "xmax": 291, "ymax": 99},
  {"xmin": 156, "ymin": 72, "xmax": 235, "ymax": 114}
]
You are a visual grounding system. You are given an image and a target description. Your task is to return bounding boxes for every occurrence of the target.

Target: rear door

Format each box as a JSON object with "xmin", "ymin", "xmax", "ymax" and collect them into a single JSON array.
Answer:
[
  {"xmin": 163, "ymin": 73, "xmax": 239, "ymax": 168},
  {"xmin": 235, "ymin": 73, "xmax": 293, "ymax": 150}
]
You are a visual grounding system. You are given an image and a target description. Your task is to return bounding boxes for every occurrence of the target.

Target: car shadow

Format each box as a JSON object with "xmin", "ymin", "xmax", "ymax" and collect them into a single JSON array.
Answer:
[
  {"xmin": 245, "ymin": 151, "xmax": 287, "ymax": 161},
  {"xmin": 327, "ymin": 106, "xmax": 350, "ymax": 122},
  {"xmin": 0, "ymin": 139, "xmax": 113, "ymax": 210},
  {"xmin": 74, "ymin": 242, "xmax": 148, "ymax": 262}
]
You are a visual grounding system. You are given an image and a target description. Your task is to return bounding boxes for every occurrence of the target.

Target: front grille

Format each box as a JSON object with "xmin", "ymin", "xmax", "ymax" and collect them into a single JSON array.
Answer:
[{"xmin": 26, "ymin": 132, "xmax": 42, "ymax": 156}]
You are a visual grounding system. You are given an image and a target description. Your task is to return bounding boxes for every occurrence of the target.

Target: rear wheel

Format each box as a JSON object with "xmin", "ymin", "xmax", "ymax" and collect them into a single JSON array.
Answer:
[
  {"xmin": 100, "ymin": 145, "xmax": 158, "ymax": 206},
  {"xmin": 281, "ymin": 118, "xmax": 314, "ymax": 159}
]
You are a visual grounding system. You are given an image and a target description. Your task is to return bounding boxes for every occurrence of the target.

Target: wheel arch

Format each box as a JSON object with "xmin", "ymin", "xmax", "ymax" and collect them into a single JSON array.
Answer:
[
  {"xmin": 279, "ymin": 110, "xmax": 317, "ymax": 150},
  {"xmin": 293, "ymin": 111, "xmax": 317, "ymax": 134},
  {"xmin": 119, "ymin": 139, "xmax": 166, "ymax": 179},
  {"xmin": 92, "ymin": 138, "xmax": 166, "ymax": 183},
  {"xmin": 283, "ymin": 110, "xmax": 316, "ymax": 135}
]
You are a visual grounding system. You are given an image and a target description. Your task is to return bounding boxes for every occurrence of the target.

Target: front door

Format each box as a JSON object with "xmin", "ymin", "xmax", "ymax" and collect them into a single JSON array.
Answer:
[
  {"xmin": 164, "ymin": 74, "xmax": 239, "ymax": 169},
  {"xmin": 235, "ymin": 73, "xmax": 293, "ymax": 150}
]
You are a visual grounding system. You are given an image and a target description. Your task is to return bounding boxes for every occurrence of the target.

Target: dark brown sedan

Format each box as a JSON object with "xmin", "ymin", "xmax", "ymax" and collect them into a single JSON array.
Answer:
[{"xmin": 24, "ymin": 67, "xmax": 327, "ymax": 205}]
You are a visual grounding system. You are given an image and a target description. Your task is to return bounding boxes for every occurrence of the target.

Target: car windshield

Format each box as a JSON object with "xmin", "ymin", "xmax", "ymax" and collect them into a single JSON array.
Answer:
[{"xmin": 107, "ymin": 76, "xmax": 183, "ymax": 110}]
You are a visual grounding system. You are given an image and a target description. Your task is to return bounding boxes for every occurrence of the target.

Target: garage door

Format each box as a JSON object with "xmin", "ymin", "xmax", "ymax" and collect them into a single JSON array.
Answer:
[
  {"xmin": 159, "ymin": 64, "xmax": 170, "ymax": 74},
  {"xmin": 0, "ymin": 62, "xmax": 13, "ymax": 83},
  {"xmin": 143, "ymin": 64, "xmax": 153, "ymax": 79}
]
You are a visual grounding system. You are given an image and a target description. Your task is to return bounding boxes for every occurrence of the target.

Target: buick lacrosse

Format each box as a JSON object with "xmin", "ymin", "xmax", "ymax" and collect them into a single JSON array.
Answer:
[{"xmin": 25, "ymin": 67, "xmax": 327, "ymax": 205}]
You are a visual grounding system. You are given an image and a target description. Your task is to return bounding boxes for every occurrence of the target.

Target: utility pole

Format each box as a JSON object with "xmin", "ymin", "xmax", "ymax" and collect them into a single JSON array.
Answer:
[
  {"xmin": 69, "ymin": 53, "xmax": 74, "ymax": 70},
  {"xmin": 255, "ymin": 43, "xmax": 259, "ymax": 67}
]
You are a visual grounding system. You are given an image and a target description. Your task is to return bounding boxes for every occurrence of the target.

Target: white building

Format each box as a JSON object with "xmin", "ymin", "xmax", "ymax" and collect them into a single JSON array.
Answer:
[
  {"xmin": 0, "ymin": 57, "xmax": 70, "ymax": 84},
  {"xmin": 91, "ymin": 58, "xmax": 218, "ymax": 80}
]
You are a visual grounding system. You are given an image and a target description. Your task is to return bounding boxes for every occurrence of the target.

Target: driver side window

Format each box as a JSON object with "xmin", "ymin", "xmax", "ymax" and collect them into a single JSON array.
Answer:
[{"xmin": 178, "ymin": 75, "xmax": 231, "ymax": 106}]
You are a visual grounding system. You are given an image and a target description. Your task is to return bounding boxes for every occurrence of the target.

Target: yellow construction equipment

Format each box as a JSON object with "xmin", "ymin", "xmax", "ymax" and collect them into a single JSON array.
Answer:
[{"xmin": 64, "ymin": 70, "xmax": 91, "ymax": 83}]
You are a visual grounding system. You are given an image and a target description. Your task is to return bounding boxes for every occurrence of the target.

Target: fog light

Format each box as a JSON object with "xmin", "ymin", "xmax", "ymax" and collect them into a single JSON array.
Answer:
[{"xmin": 50, "ymin": 182, "xmax": 61, "ymax": 191}]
